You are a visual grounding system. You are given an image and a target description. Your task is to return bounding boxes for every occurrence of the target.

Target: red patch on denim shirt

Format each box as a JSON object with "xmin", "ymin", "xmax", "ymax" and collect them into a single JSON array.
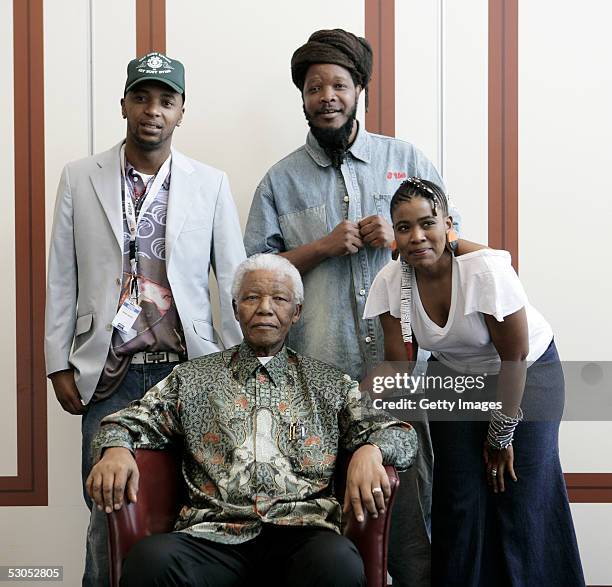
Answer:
[{"xmin": 387, "ymin": 171, "xmax": 407, "ymax": 180}]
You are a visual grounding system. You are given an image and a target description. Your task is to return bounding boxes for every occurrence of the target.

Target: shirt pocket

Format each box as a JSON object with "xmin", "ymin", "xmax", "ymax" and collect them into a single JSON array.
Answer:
[
  {"xmin": 278, "ymin": 204, "xmax": 327, "ymax": 250},
  {"xmin": 372, "ymin": 193, "xmax": 393, "ymax": 223}
]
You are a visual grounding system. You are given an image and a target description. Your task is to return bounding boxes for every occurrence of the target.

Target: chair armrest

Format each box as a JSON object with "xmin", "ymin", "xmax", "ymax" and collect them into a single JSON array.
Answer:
[
  {"xmin": 342, "ymin": 465, "xmax": 399, "ymax": 587},
  {"xmin": 107, "ymin": 449, "xmax": 182, "ymax": 587}
]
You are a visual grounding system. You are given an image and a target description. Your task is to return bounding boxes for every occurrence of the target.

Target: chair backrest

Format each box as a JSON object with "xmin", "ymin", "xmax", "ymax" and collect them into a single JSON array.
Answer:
[{"xmin": 108, "ymin": 449, "xmax": 398, "ymax": 587}]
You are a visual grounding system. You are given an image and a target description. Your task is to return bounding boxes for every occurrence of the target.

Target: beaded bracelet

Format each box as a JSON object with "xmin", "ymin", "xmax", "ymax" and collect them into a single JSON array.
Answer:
[{"xmin": 487, "ymin": 407, "xmax": 524, "ymax": 450}]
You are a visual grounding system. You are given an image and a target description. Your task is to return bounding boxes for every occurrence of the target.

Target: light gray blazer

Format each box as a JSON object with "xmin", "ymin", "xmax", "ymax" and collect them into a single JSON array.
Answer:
[{"xmin": 45, "ymin": 141, "xmax": 245, "ymax": 404}]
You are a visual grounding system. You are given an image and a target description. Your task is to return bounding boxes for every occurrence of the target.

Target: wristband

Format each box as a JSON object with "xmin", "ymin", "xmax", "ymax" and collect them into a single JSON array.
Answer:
[{"xmin": 487, "ymin": 407, "xmax": 523, "ymax": 450}]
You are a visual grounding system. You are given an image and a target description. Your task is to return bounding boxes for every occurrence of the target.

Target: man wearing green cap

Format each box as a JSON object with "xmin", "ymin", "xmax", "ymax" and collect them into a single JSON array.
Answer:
[
  {"xmin": 245, "ymin": 29, "xmax": 460, "ymax": 587},
  {"xmin": 45, "ymin": 51, "xmax": 245, "ymax": 586}
]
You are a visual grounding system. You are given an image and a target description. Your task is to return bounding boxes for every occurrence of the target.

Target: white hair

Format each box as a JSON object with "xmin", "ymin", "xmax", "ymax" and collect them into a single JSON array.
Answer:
[{"xmin": 231, "ymin": 254, "xmax": 304, "ymax": 304}]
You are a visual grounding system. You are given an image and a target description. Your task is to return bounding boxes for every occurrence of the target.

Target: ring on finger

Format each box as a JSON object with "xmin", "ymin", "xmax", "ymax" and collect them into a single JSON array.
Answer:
[
  {"xmin": 490, "ymin": 468, "xmax": 498, "ymax": 477},
  {"xmin": 372, "ymin": 487, "xmax": 383, "ymax": 494}
]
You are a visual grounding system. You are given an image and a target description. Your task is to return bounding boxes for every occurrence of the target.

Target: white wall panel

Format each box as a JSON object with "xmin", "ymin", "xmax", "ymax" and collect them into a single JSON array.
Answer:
[
  {"xmin": 395, "ymin": 0, "xmax": 439, "ymax": 169},
  {"xmin": 571, "ymin": 503, "xmax": 612, "ymax": 584},
  {"xmin": 443, "ymin": 0, "xmax": 488, "ymax": 243},
  {"xmin": 167, "ymin": 0, "xmax": 364, "ymax": 229},
  {"xmin": 519, "ymin": 0, "xmax": 612, "ymax": 360},
  {"xmin": 1, "ymin": 506, "xmax": 89, "ymax": 586},
  {"xmin": 520, "ymin": 5, "xmax": 612, "ymax": 582},
  {"xmin": 0, "ymin": 0, "xmax": 17, "ymax": 477},
  {"xmin": 560, "ymin": 422, "xmax": 612, "ymax": 472},
  {"xmin": 93, "ymin": 0, "xmax": 136, "ymax": 153},
  {"xmin": 44, "ymin": 0, "xmax": 90, "ymax": 526}
]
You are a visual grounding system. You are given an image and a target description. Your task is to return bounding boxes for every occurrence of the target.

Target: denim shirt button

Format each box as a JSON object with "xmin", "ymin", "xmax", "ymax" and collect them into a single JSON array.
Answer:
[
  {"xmin": 365, "ymin": 336, "xmax": 372, "ymax": 343},
  {"xmin": 343, "ymin": 196, "xmax": 349, "ymax": 203},
  {"xmin": 359, "ymin": 289, "xmax": 366, "ymax": 296}
]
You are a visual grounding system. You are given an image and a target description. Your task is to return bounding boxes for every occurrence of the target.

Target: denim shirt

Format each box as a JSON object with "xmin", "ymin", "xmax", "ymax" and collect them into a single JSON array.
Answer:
[{"xmin": 244, "ymin": 128, "xmax": 455, "ymax": 381}]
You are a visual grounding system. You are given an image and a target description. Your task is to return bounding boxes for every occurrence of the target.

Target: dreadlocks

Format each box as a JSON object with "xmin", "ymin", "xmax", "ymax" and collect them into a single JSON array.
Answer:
[
  {"xmin": 291, "ymin": 29, "xmax": 373, "ymax": 109},
  {"xmin": 390, "ymin": 177, "xmax": 449, "ymax": 219}
]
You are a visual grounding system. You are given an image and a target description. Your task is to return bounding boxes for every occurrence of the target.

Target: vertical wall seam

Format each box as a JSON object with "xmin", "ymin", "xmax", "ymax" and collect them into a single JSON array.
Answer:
[
  {"xmin": 438, "ymin": 0, "xmax": 446, "ymax": 177},
  {"xmin": 378, "ymin": 0, "xmax": 383, "ymax": 133},
  {"xmin": 27, "ymin": 0, "xmax": 33, "ymax": 489},
  {"xmin": 502, "ymin": 1, "xmax": 507, "ymax": 249},
  {"xmin": 87, "ymin": 0, "xmax": 94, "ymax": 155}
]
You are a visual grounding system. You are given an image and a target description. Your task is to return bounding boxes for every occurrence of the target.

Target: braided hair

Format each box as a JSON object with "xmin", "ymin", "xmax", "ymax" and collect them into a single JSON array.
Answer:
[{"xmin": 390, "ymin": 177, "xmax": 449, "ymax": 220}]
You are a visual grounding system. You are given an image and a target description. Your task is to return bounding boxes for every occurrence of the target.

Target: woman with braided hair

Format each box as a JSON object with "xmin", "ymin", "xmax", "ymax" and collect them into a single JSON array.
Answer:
[{"xmin": 363, "ymin": 178, "xmax": 584, "ymax": 586}]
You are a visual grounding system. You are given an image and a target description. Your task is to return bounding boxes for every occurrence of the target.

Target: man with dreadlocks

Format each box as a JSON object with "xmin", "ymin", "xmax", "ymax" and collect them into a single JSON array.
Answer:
[{"xmin": 245, "ymin": 28, "xmax": 459, "ymax": 587}]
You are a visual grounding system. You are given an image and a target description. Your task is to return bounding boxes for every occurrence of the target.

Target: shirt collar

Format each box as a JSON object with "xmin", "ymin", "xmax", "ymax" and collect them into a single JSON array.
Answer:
[
  {"xmin": 304, "ymin": 124, "xmax": 371, "ymax": 168},
  {"xmin": 230, "ymin": 341, "xmax": 291, "ymax": 387}
]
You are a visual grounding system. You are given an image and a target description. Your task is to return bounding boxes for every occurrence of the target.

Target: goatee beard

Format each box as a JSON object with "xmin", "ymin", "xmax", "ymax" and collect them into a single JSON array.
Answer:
[
  {"xmin": 304, "ymin": 105, "xmax": 358, "ymax": 169},
  {"xmin": 127, "ymin": 124, "xmax": 165, "ymax": 152}
]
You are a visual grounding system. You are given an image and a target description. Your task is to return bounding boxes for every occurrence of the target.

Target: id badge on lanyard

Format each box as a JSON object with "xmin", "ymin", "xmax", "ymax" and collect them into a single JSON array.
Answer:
[{"xmin": 112, "ymin": 144, "xmax": 171, "ymax": 337}]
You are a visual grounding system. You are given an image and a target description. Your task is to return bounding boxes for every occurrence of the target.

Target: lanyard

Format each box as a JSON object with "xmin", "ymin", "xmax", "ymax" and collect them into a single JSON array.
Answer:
[{"xmin": 119, "ymin": 144, "xmax": 171, "ymax": 302}]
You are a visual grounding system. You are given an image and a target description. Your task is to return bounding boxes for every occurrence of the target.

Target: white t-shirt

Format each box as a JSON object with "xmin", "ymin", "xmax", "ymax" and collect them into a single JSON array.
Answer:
[{"xmin": 363, "ymin": 249, "xmax": 553, "ymax": 374}]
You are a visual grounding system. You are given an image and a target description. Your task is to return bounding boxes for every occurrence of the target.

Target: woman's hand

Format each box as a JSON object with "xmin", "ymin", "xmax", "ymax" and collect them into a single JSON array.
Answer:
[{"xmin": 483, "ymin": 441, "xmax": 517, "ymax": 493}]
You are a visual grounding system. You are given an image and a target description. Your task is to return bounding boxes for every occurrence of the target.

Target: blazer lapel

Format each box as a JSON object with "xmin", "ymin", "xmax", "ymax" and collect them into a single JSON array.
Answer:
[
  {"xmin": 166, "ymin": 149, "xmax": 195, "ymax": 268},
  {"xmin": 90, "ymin": 142, "xmax": 123, "ymax": 249}
]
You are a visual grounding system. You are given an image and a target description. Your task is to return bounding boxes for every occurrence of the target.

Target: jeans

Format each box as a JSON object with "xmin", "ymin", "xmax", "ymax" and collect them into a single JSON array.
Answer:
[
  {"xmin": 81, "ymin": 363, "xmax": 176, "ymax": 587},
  {"xmin": 429, "ymin": 341, "xmax": 585, "ymax": 587}
]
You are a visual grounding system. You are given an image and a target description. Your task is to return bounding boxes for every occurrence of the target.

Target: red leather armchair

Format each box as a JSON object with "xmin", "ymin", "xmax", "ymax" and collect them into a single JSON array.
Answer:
[{"xmin": 107, "ymin": 449, "xmax": 399, "ymax": 587}]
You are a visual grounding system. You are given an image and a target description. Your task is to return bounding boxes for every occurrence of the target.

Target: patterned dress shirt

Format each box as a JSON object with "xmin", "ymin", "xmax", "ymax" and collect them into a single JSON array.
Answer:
[{"xmin": 93, "ymin": 342, "xmax": 417, "ymax": 544}]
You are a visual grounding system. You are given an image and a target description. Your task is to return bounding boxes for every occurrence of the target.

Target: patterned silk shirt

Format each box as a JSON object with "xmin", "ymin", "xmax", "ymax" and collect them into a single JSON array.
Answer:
[{"xmin": 93, "ymin": 342, "xmax": 417, "ymax": 544}]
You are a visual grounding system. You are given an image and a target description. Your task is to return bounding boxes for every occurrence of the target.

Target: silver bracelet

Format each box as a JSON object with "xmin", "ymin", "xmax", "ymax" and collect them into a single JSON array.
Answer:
[{"xmin": 487, "ymin": 408, "xmax": 523, "ymax": 450}]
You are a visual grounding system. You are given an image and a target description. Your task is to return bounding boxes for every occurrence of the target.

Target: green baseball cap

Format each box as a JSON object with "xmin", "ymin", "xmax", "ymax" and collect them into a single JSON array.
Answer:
[{"xmin": 124, "ymin": 52, "xmax": 185, "ymax": 95}]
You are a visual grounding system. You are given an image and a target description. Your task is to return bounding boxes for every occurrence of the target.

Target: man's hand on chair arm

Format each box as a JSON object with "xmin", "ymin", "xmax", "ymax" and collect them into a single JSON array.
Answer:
[
  {"xmin": 342, "ymin": 444, "xmax": 391, "ymax": 523},
  {"xmin": 86, "ymin": 447, "xmax": 139, "ymax": 514}
]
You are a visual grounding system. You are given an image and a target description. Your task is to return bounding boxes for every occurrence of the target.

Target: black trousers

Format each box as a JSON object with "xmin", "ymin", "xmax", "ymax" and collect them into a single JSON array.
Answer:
[{"xmin": 120, "ymin": 525, "xmax": 366, "ymax": 587}]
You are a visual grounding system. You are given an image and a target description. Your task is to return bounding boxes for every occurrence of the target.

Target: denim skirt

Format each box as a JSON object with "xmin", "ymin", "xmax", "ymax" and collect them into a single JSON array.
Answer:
[{"xmin": 428, "ymin": 340, "xmax": 585, "ymax": 587}]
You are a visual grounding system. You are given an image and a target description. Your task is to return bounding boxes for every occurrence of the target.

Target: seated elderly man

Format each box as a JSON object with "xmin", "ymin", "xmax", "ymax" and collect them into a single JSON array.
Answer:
[{"xmin": 87, "ymin": 254, "xmax": 416, "ymax": 587}]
